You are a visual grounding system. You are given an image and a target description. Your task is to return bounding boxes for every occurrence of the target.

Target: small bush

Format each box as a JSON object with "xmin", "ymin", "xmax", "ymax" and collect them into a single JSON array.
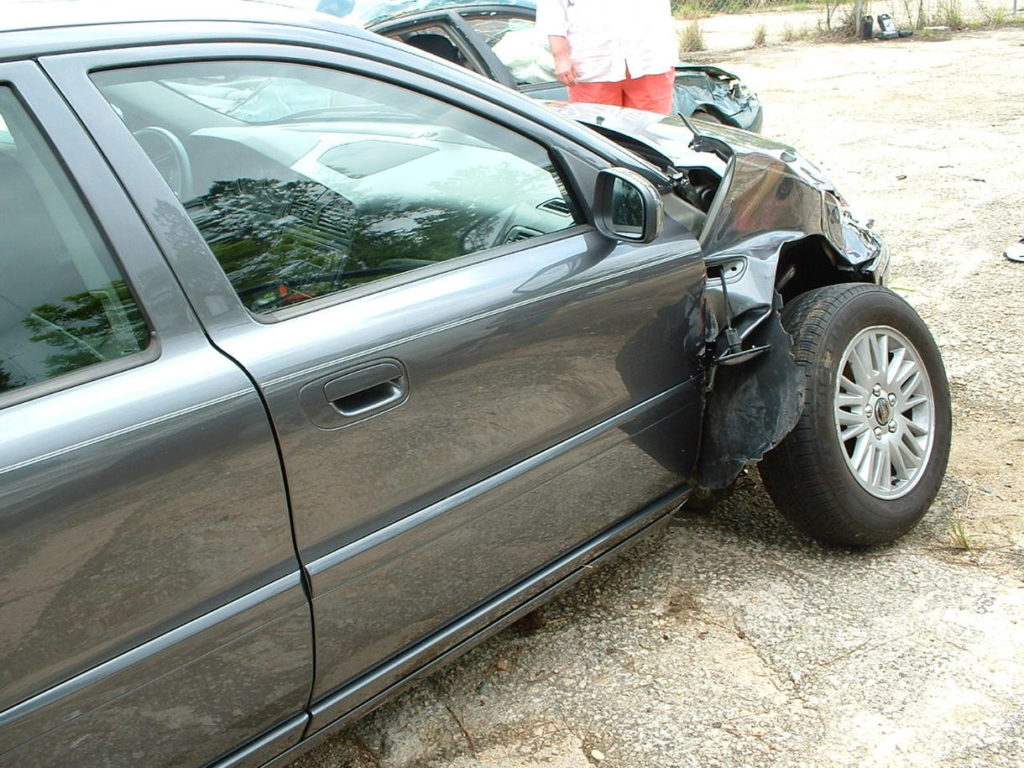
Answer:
[
  {"xmin": 679, "ymin": 21, "xmax": 706, "ymax": 52},
  {"xmin": 934, "ymin": 0, "xmax": 966, "ymax": 29},
  {"xmin": 752, "ymin": 23, "xmax": 768, "ymax": 46},
  {"xmin": 835, "ymin": 7, "xmax": 859, "ymax": 37},
  {"xmin": 975, "ymin": 1, "xmax": 1008, "ymax": 27}
]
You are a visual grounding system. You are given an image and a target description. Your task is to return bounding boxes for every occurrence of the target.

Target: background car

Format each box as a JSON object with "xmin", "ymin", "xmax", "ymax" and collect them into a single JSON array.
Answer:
[
  {"xmin": 0, "ymin": 1, "xmax": 943, "ymax": 766},
  {"xmin": 281, "ymin": 0, "xmax": 764, "ymax": 130}
]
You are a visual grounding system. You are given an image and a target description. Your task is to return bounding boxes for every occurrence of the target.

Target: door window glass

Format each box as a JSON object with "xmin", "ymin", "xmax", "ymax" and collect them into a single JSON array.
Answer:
[
  {"xmin": 0, "ymin": 87, "xmax": 150, "ymax": 396},
  {"xmin": 92, "ymin": 60, "xmax": 578, "ymax": 314},
  {"xmin": 463, "ymin": 14, "xmax": 554, "ymax": 86}
]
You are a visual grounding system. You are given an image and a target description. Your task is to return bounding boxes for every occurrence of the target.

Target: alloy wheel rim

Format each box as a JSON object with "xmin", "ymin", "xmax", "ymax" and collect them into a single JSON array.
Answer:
[{"xmin": 833, "ymin": 325, "xmax": 935, "ymax": 500}]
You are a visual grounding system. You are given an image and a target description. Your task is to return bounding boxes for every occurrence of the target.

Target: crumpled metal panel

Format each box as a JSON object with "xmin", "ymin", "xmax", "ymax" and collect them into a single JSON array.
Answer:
[{"xmin": 696, "ymin": 308, "xmax": 804, "ymax": 489}]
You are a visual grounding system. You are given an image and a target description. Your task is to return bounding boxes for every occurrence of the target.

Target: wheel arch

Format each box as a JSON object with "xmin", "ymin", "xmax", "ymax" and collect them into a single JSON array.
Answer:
[{"xmin": 776, "ymin": 235, "xmax": 873, "ymax": 306}]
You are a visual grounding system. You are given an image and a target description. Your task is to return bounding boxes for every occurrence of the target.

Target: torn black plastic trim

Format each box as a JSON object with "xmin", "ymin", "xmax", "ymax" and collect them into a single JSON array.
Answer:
[{"xmin": 694, "ymin": 307, "xmax": 804, "ymax": 490}]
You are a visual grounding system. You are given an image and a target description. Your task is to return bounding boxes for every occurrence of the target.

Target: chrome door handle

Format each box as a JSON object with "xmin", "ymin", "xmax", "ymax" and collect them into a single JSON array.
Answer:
[
  {"xmin": 299, "ymin": 359, "xmax": 408, "ymax": 429},
  {"xmin": 324, "ymin": 362, "xmax": 405, "ymax": 417}
]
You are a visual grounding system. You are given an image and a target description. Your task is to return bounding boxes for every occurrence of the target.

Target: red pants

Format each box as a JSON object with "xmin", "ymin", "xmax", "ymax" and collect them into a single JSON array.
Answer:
[{"xmin": 568, "ymin": 70, "xmax": 675, "ymax": 114}]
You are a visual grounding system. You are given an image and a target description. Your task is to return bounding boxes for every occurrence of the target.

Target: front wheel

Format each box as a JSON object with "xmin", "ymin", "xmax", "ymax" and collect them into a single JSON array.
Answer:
[{"xmin": 760, "ymin": 284, "xmax": 951, "ymax": 545}]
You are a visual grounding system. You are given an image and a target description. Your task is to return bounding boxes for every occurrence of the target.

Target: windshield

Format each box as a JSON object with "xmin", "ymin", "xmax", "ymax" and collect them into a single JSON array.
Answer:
[{"xmin": 161, "ymin": 71, "xmax": 399, "ymax": 124}]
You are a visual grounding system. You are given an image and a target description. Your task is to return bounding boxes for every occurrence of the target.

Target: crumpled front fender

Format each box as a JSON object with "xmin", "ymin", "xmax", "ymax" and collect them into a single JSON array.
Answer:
[{"xmin": 693, "ymin": 138, "xmax": 887, "ymax": 489}]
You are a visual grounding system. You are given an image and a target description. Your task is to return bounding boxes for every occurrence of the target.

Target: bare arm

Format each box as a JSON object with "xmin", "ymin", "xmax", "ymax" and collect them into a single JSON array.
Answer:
[{"xmin": 548, "ymin": 35, "xmax": 578, "ymax": 86}]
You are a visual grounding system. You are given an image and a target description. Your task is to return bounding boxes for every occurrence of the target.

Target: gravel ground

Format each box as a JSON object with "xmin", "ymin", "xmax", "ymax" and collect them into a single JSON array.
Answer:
[{"xmin": 295, "ymin": 28, "xmax": 1024, "ymax": 768}]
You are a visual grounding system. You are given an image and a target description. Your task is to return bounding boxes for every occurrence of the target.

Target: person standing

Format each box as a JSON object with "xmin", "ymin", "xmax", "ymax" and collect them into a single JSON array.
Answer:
[{"xmin": 536, "ymin": 0, "xmax": 679, "ymax": 114}]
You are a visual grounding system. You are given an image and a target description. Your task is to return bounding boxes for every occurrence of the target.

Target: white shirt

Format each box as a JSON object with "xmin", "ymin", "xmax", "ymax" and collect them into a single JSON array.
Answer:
[{"xmin": 536, "ymin": 0, "xmax": 678, "ymax": 83}]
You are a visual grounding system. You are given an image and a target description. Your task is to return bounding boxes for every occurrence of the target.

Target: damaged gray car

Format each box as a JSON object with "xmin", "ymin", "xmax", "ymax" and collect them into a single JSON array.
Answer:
[{"xmin": 1, "ymin": 3, "xmax": 949, "ymax": 765}]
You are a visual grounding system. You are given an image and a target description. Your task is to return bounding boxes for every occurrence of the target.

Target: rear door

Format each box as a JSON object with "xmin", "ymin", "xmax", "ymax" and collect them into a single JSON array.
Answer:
[
  {"xmin": 0, "ymin": 62, "xmax": 312, "ymax": 766},
  {"xmin": 44, "ymin": 38, "xmax": 706, "ymax": 714}
]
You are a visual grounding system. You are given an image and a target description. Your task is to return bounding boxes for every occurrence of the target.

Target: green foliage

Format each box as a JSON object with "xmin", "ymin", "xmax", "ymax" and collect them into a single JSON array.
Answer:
[
  {"xmin": 680, "ymin": 20, "xmax": 706, "ymax": 52},
  {"xmin": 934, "ymin": 0, "xmax": 966, "ymax": 28},
  {"xmin": 0, "ymin": 362, "xmax": 15, "ymax": 393},
  {"xmin": 22, "ymin": 282, "xmax": 148, "ymax": 381},
  {"xmin": 974, "ymin": 0, "xmax": 1009, "ymax": 27}
]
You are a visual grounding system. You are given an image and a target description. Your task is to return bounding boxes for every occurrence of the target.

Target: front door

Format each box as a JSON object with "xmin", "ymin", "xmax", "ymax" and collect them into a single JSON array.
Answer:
[{"xmin": 46, "ymin": 41, "xmax": 706, "ymax": 709}]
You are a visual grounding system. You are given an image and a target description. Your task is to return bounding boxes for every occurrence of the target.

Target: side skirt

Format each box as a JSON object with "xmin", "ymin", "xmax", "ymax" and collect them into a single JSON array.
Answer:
[{"xmin": 235, "ymin": 484, "xmax": 689, "ymax": 768}]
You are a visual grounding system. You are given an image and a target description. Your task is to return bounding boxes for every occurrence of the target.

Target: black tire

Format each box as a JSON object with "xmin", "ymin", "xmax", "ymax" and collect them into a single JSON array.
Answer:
[{"xmin": 760, "ymin": 284, "xmax": 951, "ymax": 546}]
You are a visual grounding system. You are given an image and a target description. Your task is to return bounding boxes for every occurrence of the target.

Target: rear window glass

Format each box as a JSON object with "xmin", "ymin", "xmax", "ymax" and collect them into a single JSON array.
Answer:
[{"xmin": 0, "ymin": 88, "xmax": 150, "ymax": 396}]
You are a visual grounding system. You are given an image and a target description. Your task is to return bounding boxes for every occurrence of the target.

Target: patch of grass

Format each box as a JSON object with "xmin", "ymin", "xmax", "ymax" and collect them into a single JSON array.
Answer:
[
  {"xmin": 947, "ymin": 513, "xmax": 976, "ymax": 550},
  {"xmin": 919, "ymin": 26, "xmax": 955, "ymax": 39},
  {"xmin": 933, "ymin": 0, "xmax": 967, "ymax": 29},
  {"xmin": 781, "ymin": 21, "xmax": 818, "ymax": 41},
  {"xmin": 752, "ymin": 23, "xmax": 768, "ymax": 46},
  {"xmin": 680, "ymin": 20, "xmax": 706, "ymax": 52},
  {"xmin": 973, "ymin": 1, "xmax": 1009, "ymax": 27},
  {"xmin": 671, "ymin": 1, "xmax": 708, "ymax": 20}
]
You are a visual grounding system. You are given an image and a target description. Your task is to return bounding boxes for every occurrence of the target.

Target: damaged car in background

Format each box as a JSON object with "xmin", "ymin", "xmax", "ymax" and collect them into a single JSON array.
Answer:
[
  {"xmin": 287, "ymin": 0, "xmax": 764, "ymax": 131},
  {"xmin": 1, "ymin": 1, "xmax": 948, "ymax": 766}
]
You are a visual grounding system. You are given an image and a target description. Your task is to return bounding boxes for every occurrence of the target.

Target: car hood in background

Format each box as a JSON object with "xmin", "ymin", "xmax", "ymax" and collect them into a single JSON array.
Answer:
[{"xmin": 311, "ymin": 0, "xmax": 535, "ymax": 26}]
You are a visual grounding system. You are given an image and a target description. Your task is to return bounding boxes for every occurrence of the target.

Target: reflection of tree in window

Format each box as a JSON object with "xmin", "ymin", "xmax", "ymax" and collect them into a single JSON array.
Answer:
[
  {"xmin": 0, "ymin": 363, "xmax": 18, "ymax": 393},
  {"xmin": 613, "ymin": 181, "xmax": 644, "ymax": 229},
  {"xmin": 21, "ymin": 282, "xmax": 149, "ymax": 381},
  {"xmin": 187, "ymin": 178, "xmax": 356, "ymax": 312},
  {"xmin": 187, "ymin": 163, "xmax": 572, "ymax": 312}
]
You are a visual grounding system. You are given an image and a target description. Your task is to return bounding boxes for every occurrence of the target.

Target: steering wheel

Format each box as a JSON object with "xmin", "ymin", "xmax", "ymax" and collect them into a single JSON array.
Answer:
[{"xmin": 132, "ymin": 126, "xmax": 193, "ymax": 200}]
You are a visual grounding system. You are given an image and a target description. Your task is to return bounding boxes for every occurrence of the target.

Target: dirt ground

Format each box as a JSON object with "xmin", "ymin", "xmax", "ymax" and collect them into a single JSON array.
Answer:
[{"xmin": 295, "ymin": 28, "xmax": 1024, "ymax": 768}]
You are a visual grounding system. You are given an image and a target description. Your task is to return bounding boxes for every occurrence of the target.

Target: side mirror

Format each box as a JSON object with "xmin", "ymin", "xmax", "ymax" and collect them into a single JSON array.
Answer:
[{"xmin": 593, "ymin": 167, "xmax": 664, "ymax": 243}]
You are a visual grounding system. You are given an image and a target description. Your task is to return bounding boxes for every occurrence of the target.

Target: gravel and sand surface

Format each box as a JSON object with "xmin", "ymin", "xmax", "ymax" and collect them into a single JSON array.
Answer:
[{"xmin": 295, "ymin": 27, "xmax": 1024, "ymax": 768}]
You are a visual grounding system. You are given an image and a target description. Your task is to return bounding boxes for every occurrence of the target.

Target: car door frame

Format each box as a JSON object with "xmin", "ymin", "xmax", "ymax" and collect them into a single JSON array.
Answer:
[{"xmin": 371, "ymin": 8, "xmax": 522, "ymax": 89}]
